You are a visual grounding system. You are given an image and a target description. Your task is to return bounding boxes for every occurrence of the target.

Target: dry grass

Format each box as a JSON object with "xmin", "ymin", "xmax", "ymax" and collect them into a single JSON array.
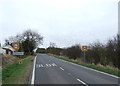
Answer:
[
  {"xmin": 2, "ymin": 55, "xmax": 19, "ymax": 68},
  {"xmin": 97, "ymin": 64, "xmax": 119, "ymax": 71}
]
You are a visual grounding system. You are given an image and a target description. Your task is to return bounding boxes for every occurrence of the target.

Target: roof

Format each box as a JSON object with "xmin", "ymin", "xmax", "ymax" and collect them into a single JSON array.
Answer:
[{"xmin": 2, "ymin": 45, "xmax": 15, "ymax": 51}]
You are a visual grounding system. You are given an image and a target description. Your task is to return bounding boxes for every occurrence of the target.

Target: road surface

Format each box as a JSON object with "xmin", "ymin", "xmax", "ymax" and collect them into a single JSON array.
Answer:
[{"xmin": 31, "ymin": 54, "xmax": 119, "ymax": 86}]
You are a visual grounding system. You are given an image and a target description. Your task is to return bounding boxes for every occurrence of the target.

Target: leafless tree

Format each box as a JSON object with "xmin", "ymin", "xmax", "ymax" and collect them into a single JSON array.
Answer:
[{"xmin": 4, "ymin": 29, "xmax": 43, "ymax": 55}]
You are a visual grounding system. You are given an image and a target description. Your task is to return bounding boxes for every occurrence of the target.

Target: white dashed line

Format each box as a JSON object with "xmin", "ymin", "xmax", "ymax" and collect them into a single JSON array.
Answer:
[
  {"xmin": 77, "ymin": 78, "xmax": 88, "ymax": 86},
  {"xmin": 40, "ymin": 64, "xmax": 44, "ymax": 67},
  {"xmin": 52, "ymin": 63, "xmax": 57, "ymax": 66},
  {"xmin": 48, "ymin": 64, "xmax": 51, "ymax": 67},
  {"xmin": 59, "ymin": 67, "xmax": 64, "ymax": 71},
  {"xmin": 36, "ymin": 64, "xmax": 44, "ymax": 67},
  {"xmin": 36, "ymin": 63, "xmax": 57, "ymax": 67},
  {"xmin": 46, "ymin": 64, "xmax": 48, "ymax": 66},
  {"xmin": 38, "ymin": 65, "xmax": 41, "ymax": 67}
]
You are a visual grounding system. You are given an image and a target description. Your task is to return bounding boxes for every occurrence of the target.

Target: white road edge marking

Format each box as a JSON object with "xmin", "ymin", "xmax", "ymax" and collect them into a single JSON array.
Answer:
[
  {"xmin": 56, "ymin": 57, "xmax": 119, "ymax": 78},
  {"xmin": 60, "ymin": 67, "xmax": 64, "ymax": 71},
  {"xmin": 31, "ymin": 56, "xmax": 37, "ymax": 84},
  {"xmin": 77, "ymin": 78, "xmax": 88, "ymax": 86}
]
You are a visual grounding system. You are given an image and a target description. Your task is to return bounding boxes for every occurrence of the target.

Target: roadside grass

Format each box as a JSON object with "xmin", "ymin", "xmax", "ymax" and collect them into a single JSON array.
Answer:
[
  {"xmin": 0, "ymin": 69, "xmax": 2, "ymax": 85},
  {"xmin": 49, "ymin": 54, "xmax": 120, "ymax": 77},
  {"xmin": 2, "ymin": 56, "xmax": 34, "ymax": 84}
]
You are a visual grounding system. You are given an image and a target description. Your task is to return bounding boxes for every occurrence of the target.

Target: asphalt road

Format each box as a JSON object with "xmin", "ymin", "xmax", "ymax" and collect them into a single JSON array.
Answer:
[{"xmin": 32, "ymin": 54, "xmax": 119, "ymax": 85}]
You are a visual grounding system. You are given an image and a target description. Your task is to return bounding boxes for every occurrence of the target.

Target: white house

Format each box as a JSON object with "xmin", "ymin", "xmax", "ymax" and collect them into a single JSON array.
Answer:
[{"xmin": 0, "ymin": 45, "xmax": 15, "ymax": 55}]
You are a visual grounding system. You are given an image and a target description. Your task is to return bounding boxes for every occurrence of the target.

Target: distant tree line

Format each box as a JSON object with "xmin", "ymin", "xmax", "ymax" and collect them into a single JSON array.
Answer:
[{"xmin": 36, "ymin": 47, "xmax": 63, "ymax": 55}]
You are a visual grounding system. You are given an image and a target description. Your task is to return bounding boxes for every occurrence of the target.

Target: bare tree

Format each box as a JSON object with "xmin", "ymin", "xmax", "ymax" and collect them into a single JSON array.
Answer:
[{"xmin": 4, "ymin": 29, "xmax": 43, "ymax": 55}]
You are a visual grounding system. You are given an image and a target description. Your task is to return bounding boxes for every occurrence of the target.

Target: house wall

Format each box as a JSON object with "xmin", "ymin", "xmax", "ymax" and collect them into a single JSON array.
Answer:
[
  {"xmin": 0, "ymin": 48, "xmax": 6, "ymax": 55},
  {"xmin": 1, "ymin": 48, "xmax": 13, "ymax": 55}
]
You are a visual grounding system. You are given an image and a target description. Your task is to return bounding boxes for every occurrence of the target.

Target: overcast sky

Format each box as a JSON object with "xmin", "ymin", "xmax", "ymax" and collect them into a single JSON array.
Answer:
[{"xmin": 0, "ymin": 0, "xmax": 119, "ymax": 48}]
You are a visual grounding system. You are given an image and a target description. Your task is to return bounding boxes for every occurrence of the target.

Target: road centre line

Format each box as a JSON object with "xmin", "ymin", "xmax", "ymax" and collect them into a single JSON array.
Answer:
[
  {"xmin": 77, "ymin": 78, "xmax": 88, "ymax": 86},
  {"xmin": 59, "ymin": 67, "xmax": 64, "ymax": 71}
]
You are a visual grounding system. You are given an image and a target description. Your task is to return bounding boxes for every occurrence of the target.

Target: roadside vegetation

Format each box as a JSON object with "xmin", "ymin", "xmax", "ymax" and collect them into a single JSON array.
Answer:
[
  {"xmin": 2, "ymin": 55, "xmax": 19, "ymax": 68},
  {"xmin": 36, "ymin": 35, "xmax": 120, "ymax": 77},
  {"xmin": 49, "ymin": 54, "xmax": 120, "ymax": 77},
  {"xmin": 0, "ymin": 69, "xmax": 2, "ymax": 85},
  {"xmin": 2, "ymin": 56, "xmax": 34, "ymax": 84}
]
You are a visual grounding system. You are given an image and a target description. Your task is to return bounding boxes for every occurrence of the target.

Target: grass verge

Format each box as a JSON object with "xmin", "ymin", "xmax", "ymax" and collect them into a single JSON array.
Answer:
[
  {"xmin": 49, "ymin": 54, "xmax": 120, "ymax": 77},
  {"xmin": 2, "ymin": 56, "xmax": 34, "ymax": 84},
  {"xmin": 0, "ymin": 69, "xmax": 2, "ymax": 85}
]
